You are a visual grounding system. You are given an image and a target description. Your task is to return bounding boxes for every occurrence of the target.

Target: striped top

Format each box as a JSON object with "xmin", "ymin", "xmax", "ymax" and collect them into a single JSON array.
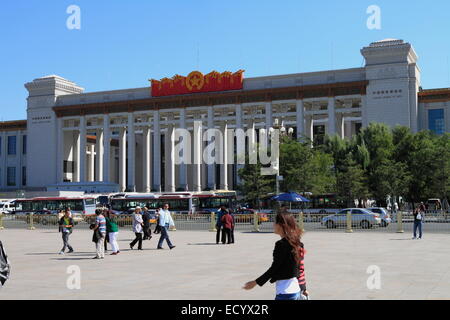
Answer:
[
  {"xmin": 298, "ymin": 244, "xmax": 307, "ymax": 291},
  {"xmin": 96, "ymin": 215, "xmax": 107, "ymax": 234}
]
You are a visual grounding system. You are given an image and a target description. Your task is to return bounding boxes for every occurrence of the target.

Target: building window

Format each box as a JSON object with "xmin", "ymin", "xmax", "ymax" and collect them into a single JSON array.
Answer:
[
  {"xmin": 7, "ymin": 167, "xmax": 16, "ymax": 186},
  {"xmin": 428, "ymin": 109, "xmax": 445, "ymax": 135},
  {"xmin": 22, "ymin": 135, "xmax": 27, "ymax": 154},
  {"xmin": 64, "ymin": 160, "xmax": 75, "ymax": 174},
  {"xmin": 22, "ymin": 167, "xmax": 27, "ymax": 186},
  {"xmin": 313, "ymin": 125, "xmax": 326, "ymax": 146},
  {"xmin": 7, "ymin": 136, "xmax": 16, "ymax": 155}
]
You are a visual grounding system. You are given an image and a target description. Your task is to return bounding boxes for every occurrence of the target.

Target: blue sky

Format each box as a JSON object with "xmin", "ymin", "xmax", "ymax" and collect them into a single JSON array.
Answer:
[{"xmin": 1, "ymin": 0, "xmax": 450, "ymax": 121}]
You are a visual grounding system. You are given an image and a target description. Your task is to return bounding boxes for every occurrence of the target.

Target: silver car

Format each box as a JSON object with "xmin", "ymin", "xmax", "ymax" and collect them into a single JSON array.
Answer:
[
  {"xmin": 321, "ymin": 208, "xmax": 382, "ymax": 229},
  {"xmin": 367, "ymin": 207, "xmax": 391, "ymax": 227}
]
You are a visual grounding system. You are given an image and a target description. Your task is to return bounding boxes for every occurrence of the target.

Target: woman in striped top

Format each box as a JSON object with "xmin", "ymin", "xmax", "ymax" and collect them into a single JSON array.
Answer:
[{"xmin": 243, "ymin": 212, "xmax": 307, "ymax": 300}]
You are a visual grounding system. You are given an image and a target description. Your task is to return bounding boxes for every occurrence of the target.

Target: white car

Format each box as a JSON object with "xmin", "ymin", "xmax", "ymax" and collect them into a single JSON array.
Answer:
[{"xmin": 321, "ymin": 208, "xmax": 382, "ymax": 229}]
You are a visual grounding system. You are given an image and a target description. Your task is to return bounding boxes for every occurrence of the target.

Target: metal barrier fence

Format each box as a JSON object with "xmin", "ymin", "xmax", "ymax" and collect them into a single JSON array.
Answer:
[{"xmin": 0, "ymin": 211, "xmax": 449, "ymax": 234}]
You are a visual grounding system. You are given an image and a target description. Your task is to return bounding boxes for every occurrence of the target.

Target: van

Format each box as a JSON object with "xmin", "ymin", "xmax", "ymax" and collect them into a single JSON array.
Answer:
[{"xmin": 0, "ymin": 202, "xmax": 15, "ymax": 214}]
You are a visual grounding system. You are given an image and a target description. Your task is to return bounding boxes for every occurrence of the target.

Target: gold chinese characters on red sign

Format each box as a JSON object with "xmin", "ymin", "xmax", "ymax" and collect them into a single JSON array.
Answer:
[{"xmin": 150, "ymin": 70, "xmax": 244, "ymax": 97}]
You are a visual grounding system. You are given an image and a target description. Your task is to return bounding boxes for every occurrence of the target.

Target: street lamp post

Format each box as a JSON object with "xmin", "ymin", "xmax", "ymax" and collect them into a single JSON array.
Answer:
[{"xmin": 269, "ymin": 119, "xmax": 293, "ymax": 196}]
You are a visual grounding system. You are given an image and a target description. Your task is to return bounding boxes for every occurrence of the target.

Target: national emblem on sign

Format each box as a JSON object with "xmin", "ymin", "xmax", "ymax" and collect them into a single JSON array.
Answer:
[
  {"xmin": 150, "ymin": 70, "xmax": 244, "ymax": 97},
  {"xmin": 186, "ymin": 71, "xmax": 205, "ymax": 91}
]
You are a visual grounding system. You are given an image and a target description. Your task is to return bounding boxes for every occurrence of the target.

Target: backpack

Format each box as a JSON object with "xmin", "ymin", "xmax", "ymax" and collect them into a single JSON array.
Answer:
[{"xmin": 0, "ymin": 241, "xmax": 11, "ymax": 287}]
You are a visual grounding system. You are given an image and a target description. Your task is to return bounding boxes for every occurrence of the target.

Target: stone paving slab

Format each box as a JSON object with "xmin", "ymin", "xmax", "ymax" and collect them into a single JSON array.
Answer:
[{"xmin": 1, "ymin": 228, "xmax": 450, "ymax": 300}]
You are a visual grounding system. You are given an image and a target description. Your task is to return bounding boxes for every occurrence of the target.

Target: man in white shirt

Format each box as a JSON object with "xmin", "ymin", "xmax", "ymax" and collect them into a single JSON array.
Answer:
[
  {"xmin": 130, "ymin": 207, "xmax": 144, "ymax": 250},
  {"xmin": 157, "ymin": 203, "xmax": 176, "ymax": 250}
]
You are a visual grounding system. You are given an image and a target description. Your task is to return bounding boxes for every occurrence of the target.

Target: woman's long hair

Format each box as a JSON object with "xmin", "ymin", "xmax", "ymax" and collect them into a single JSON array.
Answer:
[{"xmin": 275, "ymin": 212, "xmax": 303, "ymax": 261}]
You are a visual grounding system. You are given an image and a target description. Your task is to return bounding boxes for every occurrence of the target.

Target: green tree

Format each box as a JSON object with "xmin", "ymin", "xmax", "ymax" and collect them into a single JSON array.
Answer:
[
  {"xmin": 335, "ymin": 155, "xmax": 369, "ymax": 207},
  {"xmin": 237, "ymin": 162, "xmax": 273, "ymax": 208}
]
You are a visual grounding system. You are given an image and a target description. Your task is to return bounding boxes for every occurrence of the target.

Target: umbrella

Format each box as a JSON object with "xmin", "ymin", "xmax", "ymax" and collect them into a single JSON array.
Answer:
[
  {"xmin": 271, "ymin": 192, "xmax": 310, "ymax": 210},
  {"xmin": 271, "ymin": 192, "xmax": 310, "ymax": 202}
]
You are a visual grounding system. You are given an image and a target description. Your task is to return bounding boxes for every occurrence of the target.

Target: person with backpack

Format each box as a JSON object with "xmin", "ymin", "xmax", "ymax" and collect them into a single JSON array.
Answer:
[
  {"xmin": 58, "ymin": 209, "xmax": 74, "ymax": 255},
  {"xmin": 243, "ymin": 212, "xmax": 303, "ymax": 300}
]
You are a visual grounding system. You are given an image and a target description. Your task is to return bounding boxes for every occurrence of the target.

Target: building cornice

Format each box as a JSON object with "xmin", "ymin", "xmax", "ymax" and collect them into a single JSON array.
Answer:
[
  {"xmin": 0, "ymin": 120, "xmax": 27, "ymax": 132},
  {"xmin": 419, "ymin": 88, "xmax": 450, "ymax": 103},
  {"xmin": 53, "ymin": 80, "xmax": 369, "ymax": 118}
]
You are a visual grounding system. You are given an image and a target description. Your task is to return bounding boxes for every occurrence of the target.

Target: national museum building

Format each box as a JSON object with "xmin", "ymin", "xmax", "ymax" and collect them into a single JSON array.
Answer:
[{"xmin": 0, "ymin": 39, "xmax": 449, "ymax": 192}]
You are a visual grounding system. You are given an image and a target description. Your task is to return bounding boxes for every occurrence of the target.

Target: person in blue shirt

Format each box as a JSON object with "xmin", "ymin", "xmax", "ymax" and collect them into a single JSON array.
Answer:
[{"xmin": 157, "ymin": 203, "xmax": 176, "ymax": 250}]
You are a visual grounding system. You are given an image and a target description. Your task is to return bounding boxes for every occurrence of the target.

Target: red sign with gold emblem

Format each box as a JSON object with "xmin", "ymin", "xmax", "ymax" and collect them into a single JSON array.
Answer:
[{"xmin": 150, "ymin": 70, "xmax": 244, "ymax": 97}]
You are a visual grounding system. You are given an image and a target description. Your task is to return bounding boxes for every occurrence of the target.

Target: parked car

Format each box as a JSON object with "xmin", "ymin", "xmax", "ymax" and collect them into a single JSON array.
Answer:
[
  {"xmin": 321, "ymin": 208, "xmax": 382, "ymax": 229},
  {"xmin": 233, "ymin": 208, "xmax": 269, "ymax": 224},
  {"xmin": 367, "ymin": 207, "xmax": 391, "ymax": 227}
]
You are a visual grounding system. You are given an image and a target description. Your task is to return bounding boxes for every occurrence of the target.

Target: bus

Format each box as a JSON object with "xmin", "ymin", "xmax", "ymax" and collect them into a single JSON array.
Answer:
[
  {"xmin": 195, "ymin": 190, "xmax": 237, "ymax": 213},
  {"xmin": 110, "ymin": 193, "xmax": 194, "ymax": 214},
  {"xmin": 109, "ymin": 191, "xmax": 237, "ymax": 214},
  {"xmin": 14, "ymin": 197, "xmax": 97, "ymax": 216}
]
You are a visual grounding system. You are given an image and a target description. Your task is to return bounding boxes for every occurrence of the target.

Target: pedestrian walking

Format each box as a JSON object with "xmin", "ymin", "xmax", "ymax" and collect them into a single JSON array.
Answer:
[
  {"xmin": 142, "ymin": 207, "xmax": 153, "ymax": 241},
  {"xmin": 105, "ymin": 209, "xmax": 120, "ymax": 255},
  {"xmin": 157, "ymin": 203, "xmax": 176, "ymax": 250},
  {"xmin": 130, "ymin": 207, "xmax": 144, "ymax": 250},
  {"xmin": 92, "ymin": 209, "xmax": 107, "ymax": 259},
  {"xmin": 58, "ymin": 209, "xmax": 74, "ymax": 255},
  {"xmin": 243, "ymin": 212, "xmax": 303, "ymax": 300},
  {"xmin": 216, "ymin": 206, "xmax": 227, "ymax": 244},
  {"xmin": 413, "ymin": 207, "xmax": 424, "ymax": 240},
  {"xmin": 221, "ymin": 210, "xmax": 234, "ymax": 244}
]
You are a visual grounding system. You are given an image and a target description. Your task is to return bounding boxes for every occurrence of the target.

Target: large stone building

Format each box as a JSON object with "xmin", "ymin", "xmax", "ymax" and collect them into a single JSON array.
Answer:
[{"xmin": 0, "ymin": 39, "xmax": 449, "ymax": 192}]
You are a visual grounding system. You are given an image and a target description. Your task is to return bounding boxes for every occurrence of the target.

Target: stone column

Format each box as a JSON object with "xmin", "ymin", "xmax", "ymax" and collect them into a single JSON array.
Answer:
[
  {"xmin": 102, "ymin": 115, "xmax": 111, "ymax": 182},
  {"xmin": 235, "ymin": 104, "xmax": 244, "ymax": 185},
  {"xmin": 89, "ymin": 144, "xmax": 95, "ymax": 181},
  {"xmin": 153, "ymin": 111, "xmax": 161, "ymax": 192},
  {"xmin": 142, "ymin": 125, "xmax": 151, "ymax": 193},
  {"xmin": 337, "ymin": 114, "xmax": 345, "ymax": 139},
  {"xmin": 73, "ymin": 130, "xmax": 80, "ymax": 182},
  {"xmin": 328, "ymin": 97, "xmax": 336, "ymax": 135},
  {"xmin": 56, "ymin": 118, "xmax": 64, "ymax": 183},
  {"xmin": 296, "ymin": 100, "xmax": 305, "ymax": 140},
  {"xmin": 165, "ymin": 125, "xmax": 175, "ymax": 192},
  {"xmin": 127, "ymin": 114, "xmax": 136, "ymax": 192},
  {"xmin": 178, "ymin": 109, "xmax": 188, "ymax": 190},
  {"xmin": 305, "ymin": 116, "xmax": 314, "ymax": 145},
  {"xmin": 79, "ymin": 117, "xmax": 87, "ymax": 182},
  {"xmin": 265, "ymin": 102, "xmax": 272, "ymax": 130},
  {"xmin": 220, "ymin": 122, "xmax": 228, "ymax": 190},
  {"xmin": 206, "ymin": 106, "xmax": 216, "ymax": 190},
  {"xmin": 119, "ymin": 127, "xmax": 127, "ymax": 192},
  {"xmin": 95, "ymin": 128, "xmax": 104, "ymax": 182},
  {"xmin": 192, "ymin": 120, "xmax": 202, "ymax": 192}
]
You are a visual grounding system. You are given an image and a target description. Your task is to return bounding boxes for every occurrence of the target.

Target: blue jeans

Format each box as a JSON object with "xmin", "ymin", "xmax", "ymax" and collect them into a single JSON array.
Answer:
[
  {"xmin": 275, "ymin": 292, "xmax": 300, "ymax": 300},
  {"xmin": 157, "ymin": 225, "xmax": 174, "ymax": 248},
  {"xmin": 413, "ymin": 221, "xmax": 423, "ymax": 238}
]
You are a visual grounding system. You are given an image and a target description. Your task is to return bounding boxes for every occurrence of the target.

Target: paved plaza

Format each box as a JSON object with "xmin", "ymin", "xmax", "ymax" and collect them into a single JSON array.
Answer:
[{"xmin": 1, "ymin": 228, "xmax": 450, "ymax": 300}]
